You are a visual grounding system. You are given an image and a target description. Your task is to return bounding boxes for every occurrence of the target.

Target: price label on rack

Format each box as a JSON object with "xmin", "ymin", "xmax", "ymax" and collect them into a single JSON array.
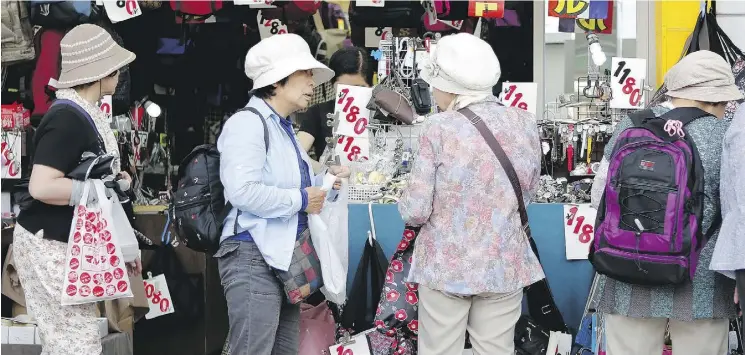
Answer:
[
  {"xmin": 334, "ymin": 84, "xmax": 372, "ymax": 138},
  {"xmin": 103, "ymin": 0, "xmax": 141, "ymax": 23},
  {"xmin": 364, "ymin": 27, "xmax": 391, "ymax": 48},
  {"xmin": 610, "ymin": 57, "xmax": 646, "ymax": 109},
  {"xmin": 99, "ymin": 95, "xmax": 113, "ymax": 123},
  {"xmin": 143, "ymin": 273, "xmax": 175, "ymax": 319},
  {"xmin": 499, "ymin": 82, "xmax": 537, "ymax": 115},
  {"xmin": 440, "ymin": 19, "xmax": 464, "ymax": 30},
  {"xmin": 335, "ymin": 136, "xmax": 369, "ymax": 165},
  {"xmin": 356, "ymin": 0, "xmax": 384, "ymax": 7},
  {"xmin": 1, "ymin": 132, "xmax": 22, "ymax": 180},
  {"xmin": 257, "ymin": 11, "xmax": 288, "ymax": 39},
  {"xmin": 563, "ymin": 204, "xmax": 597, "ymax": 260}
]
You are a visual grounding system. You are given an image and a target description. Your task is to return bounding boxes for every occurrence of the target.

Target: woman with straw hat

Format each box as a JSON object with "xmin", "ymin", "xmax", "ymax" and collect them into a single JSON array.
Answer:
[{"xmin": 14, "ymin": 24, "xmax": 140, "ymax": 354}]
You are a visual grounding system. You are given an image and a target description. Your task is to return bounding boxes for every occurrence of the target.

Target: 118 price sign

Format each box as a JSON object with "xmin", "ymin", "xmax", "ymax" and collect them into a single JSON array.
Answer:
[
  {"xmin": 610, "ymin": 57, "xmax": 646, "ymax": 109},
  {"xmin": 499, "ymin": 82, "xmax": 537, "ymax": 115},
  {"xmin": 563, "ymin": 204, "xmax": 597, "ymax": 260}
]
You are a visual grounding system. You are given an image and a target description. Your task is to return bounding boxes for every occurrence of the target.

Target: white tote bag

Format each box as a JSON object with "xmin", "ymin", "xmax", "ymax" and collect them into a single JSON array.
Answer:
[
  {"xmin": 61, "ymin": 180, "xmax": 133, "ymax": 306},
  {"xmin": 309, "ymin": 174, "xmax": 349, "ymax": 305},
  {"xmin": 105, "ymin": 187, "xmax": 139, "ymax": 262}
]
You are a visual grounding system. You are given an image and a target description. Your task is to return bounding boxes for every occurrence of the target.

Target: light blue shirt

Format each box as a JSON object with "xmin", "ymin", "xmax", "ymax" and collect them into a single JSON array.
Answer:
[{"xmin": 217, "ymin": 97, "xmax": 334, "ymax": 271}]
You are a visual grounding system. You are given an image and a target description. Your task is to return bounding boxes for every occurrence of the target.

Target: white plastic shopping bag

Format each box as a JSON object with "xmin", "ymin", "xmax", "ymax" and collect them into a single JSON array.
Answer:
[
  {"xmin": 62, "ymin": 181, "xmax": 133, "ymax": 305},
  {"xmin": 106, "ymin": 190, "xmax": 138, "ymax": 262},
  {"xmin": 309, "ymin": 173, "xmax": 349, "ymax": 305}
]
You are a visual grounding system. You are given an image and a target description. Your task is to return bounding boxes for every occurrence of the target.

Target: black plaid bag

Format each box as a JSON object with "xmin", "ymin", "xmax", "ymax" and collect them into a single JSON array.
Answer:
[{"xmin": 273, "ymin": 228, "xmax": 324, "ymax": 304}]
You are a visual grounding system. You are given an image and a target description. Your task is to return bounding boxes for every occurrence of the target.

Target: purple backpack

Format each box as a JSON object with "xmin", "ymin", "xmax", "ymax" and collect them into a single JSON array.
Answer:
[{"xmin": 590, "ymin": 107, "xmax": 720, "ymax": 286}]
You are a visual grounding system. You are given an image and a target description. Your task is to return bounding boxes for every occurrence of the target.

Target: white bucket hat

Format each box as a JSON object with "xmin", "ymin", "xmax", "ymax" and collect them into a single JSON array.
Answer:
[
  {"xmin": 245, "ymin": 34, "xmax": 334, "ymax": 90},
  {"xmin": 665, "ymin": 50, "xmax": 744, "ymax": 102},
  {"xmin": 419, "ymin": 33, "xmax": 500, "ymax": 96}
]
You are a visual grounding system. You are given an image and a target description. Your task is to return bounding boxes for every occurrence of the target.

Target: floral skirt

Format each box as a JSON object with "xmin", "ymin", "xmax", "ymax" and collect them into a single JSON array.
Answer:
[{"xmin": 12, "ymin": 224, "xmax": 102, "ymax": 355}]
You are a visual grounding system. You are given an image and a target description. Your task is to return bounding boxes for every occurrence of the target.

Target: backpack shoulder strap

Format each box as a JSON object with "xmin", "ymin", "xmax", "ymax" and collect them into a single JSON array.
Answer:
[
  {"xmin": 628, "ymin": 108, "xmax": 657, "ymax": 127},
  {"xmin": 659, "ymin": 107, "xmax": 712, "ymax": 126},
  {"xmin": 234, "ymin": 106, "xmax": 270, "ymax": 152}
]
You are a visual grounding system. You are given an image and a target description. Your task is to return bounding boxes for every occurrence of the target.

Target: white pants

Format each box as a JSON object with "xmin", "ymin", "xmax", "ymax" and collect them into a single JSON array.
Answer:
[
  {"xmin": 418, "ymin": 285, "xmax": 523, "ymax": 355},
  {"xmin": 605, "ymin": 313, "xmax": 729, "ymax": 355}
]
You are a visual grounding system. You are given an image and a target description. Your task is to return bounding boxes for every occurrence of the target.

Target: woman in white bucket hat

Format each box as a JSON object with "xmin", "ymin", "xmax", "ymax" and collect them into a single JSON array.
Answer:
[
  {"xmin": 398, "ymin": 33, "xmax": 545, "ymax": 354},
  {"xmin": 13, "ymin": 24, "xmax": 138, "ymax": 355},
  {"xmin": 215, "ymin": 33, "xmax": 349, "ymax": 355}
]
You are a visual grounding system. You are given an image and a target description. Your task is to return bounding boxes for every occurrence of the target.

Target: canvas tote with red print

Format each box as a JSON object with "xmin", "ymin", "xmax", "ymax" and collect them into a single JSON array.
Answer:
[{"xmin": 62, "ymin": 180, "xmax": 133, "ymax": 305}]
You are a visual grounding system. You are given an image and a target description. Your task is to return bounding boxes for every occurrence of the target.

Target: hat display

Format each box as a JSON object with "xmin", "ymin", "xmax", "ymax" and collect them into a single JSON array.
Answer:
[
  {"xmin": 244, "ymin": 34, "xmax": 334, "ymax": 90},
  {"xmin": 419, "ymin": 32, "xmax": 501, "ymax": 96},
  {"xmin": 665, "ymin": 50, "xmax": 744, "ymax": 103},
  {"xmin": 56, "ymin": 24, "xmax": 136, "ymax": 89}
]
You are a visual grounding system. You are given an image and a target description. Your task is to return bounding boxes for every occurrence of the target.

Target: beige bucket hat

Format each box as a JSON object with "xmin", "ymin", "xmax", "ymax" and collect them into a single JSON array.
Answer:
[
  {"xmin": 56, "ymin": 24, "xmax": 136, "ymax": 89},
  {"xmin": 665, "ymin": 50, "xmax": 744, "ymax": 102}
]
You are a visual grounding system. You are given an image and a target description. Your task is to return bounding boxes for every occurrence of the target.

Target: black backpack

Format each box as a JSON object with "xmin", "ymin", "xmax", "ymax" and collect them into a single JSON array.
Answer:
[{"xmin": 171, "ymin": 107, "xmax": 268, "ymax": 253}]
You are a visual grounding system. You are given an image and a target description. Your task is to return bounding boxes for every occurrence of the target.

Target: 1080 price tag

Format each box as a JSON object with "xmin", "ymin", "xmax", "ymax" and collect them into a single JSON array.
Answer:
[
  {"xmin": 143, "ymin": 273, "xmax": 175, "ymax": 319},
  {"xmin": 610, "ymin": 57, "xmax": 646, "ymax": 109}
]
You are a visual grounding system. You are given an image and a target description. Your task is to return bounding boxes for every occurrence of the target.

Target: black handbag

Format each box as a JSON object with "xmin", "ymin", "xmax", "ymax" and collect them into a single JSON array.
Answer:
[
  {"xmin": 341, "ymin": 236, "xmax": 389, "ymax": 334},
  {"xmin": 514, "ymin": 316, "xmax": 551, "ymax": 355}
]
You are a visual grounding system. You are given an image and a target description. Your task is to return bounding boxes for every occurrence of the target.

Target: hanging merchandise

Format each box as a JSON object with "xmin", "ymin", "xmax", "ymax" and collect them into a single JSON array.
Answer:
[
  {"xmin": 30, "ymin": 28, "xmax": 66, "ymax": 121},
  {"xmin": 341, "ymin": 204, "xmax": 389, "ymax": 334},
  {"xmin": 170, "ymin": 0, "xmax": 223, "ymax": 16},
  {"xmin": 29, "ymin": 0, "xmax": 101, "ymax": 28},
  {"xmin": 374, "ymin": 227, "xmax": 419, "ymax": 338},
  {"xmin": 429, "ymin": 0, "xmax": 470, "ymax": 21},
  {"xmin": 62, "ymin": 180, "xmax": 134, "ymax": 306},
  {"xmin": 1, "ymin": 1, "xmax": 36, "ymax": 64},
  {"xmin": 554, "ymin": 0, "xmax": 614, "ymax": 34},
  {"xmin": 468, "ymin": 0, "xmax": 505, "ymax": 18},
  {"xmin": 103, "ymin": 0, "xmax": 142, "ymax": 23},
  {"xmin": 311, "ymin": 11, "xmax": 348, "ymax": 64},
  {"xmin": 299, "ymin": 302, "xmax": 337, "ymax": 355},
  {"xmin": 348, "ymin": 0, "xmax": 425, "ymax": 29}
]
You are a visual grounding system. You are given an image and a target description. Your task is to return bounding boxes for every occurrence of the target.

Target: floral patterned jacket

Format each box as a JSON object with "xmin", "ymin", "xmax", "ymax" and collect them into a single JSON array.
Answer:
[{"xmin": 399, "ymin": 97, "xmax": 545, "ymax": 295}]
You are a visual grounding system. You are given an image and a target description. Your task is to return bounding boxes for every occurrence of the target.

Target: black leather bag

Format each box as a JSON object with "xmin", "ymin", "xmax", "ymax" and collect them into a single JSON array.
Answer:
[{"xmin": 514, "ymin": 316, "xmax": 551, "ymax": 355}]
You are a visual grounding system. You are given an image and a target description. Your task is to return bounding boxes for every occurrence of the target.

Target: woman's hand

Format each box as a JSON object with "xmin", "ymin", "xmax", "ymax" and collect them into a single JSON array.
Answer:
[
  {"xmin": 119, "ymin": 171, "xmax": 132, "ymax": 184},
  {"xmin": 127, "ymin": 256, "xmax": 142, "ymax": 277},
  {"xmin": 328, "ymin": 165, "xmax": 350, "ymax": 190},
  {"xmin": 304, "ymin": 187, "xmax": 326, "ymax": 214}
]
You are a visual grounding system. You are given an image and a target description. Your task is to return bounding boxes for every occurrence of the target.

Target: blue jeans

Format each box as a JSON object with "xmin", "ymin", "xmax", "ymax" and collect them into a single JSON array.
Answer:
[{"xmin": 215, "ymin": 240, "xmax": 300, "ymax": 355}]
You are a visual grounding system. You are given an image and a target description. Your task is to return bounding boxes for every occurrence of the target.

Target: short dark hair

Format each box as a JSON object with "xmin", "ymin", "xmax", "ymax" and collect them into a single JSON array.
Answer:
[
  {"xmin": 253, "ymin": 76, "xmax": 290, "ymax": 99},
  {"xmin": 329, "ymin": 47, "xmax": 371, "ymax": 85}
]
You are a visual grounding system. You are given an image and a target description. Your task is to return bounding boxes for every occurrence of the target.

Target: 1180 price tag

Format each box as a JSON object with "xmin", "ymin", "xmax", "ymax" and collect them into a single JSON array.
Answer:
[
  {"xmin": 334, "ymin": 84, "xmax": 372, "ymax": 137},
  {"xmin": 610, "ymin": 57, "xmax": 646, "ymax": 109},
  {"xmin": 499, "ymin": 82, "xmax": 537, "ymax": 115},
  {"xmin": 563, "ymin": 204, "xmax": 597, "ymax": 260},
  {"xmin": 143, "ymin": 273, "xmax": 175, "ymax": 319},
  {"xmin": 257, "ymin": 10, "xmax": 287, "ymax": 39}
]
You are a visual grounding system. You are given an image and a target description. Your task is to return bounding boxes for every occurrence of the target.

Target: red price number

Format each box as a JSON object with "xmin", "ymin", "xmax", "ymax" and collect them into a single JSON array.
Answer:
[
  {"xmin": 100, "ymin": 102, "xmax": 111, "ymax": 116},
  {"xmin": 566, "ymin": 206, "xmax": 593, "ymax": 243},
  {"xmin": 503, "ymin": 85, "xmax": 529, "ymax": 110},
  {"xmin": 260, "ymin": 16, "xmax": 287, "ymax": 35},
  {"xmin": 613, "ymin": 60, "xmax": 642, "ymax": 107},
  {"xmin": 337, "ymin": 136, "xmax": 366, "ymax": 161},
  {"xmin": 335, "ymin": 345, "xmax": 354, "ymax": 355},
  {"xmin": 337, "ymin": 88, "xmax": 369, "ymax": 135},
  {"xmin": 1, "ymin": 141, "xmax": 19, "ymax": 177},
  {"xmin": 144, "ymin": 282, "xmax": 171, "ymax": 313},
  {"xmin": 115, "ymin": 0, "xmax": 139, "ymax": 15}
]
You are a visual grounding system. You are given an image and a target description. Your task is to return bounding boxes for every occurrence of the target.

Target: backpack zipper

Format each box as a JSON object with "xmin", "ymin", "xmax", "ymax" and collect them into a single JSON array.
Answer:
[{"xmin": 175, "ymin": 194, "xmax": 212, "ymax": 210}]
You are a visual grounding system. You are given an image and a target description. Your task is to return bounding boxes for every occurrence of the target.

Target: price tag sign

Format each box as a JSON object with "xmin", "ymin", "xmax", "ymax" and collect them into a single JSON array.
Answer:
[
  {"xmin": 335, "ymin": 136, "xmax": 369, "ymax": 165},
  {"xmin": 1, "ymin": 132, "xmax": 22, "ymax": 180},
  {"xmin": 563, "ymin": 204, "xmax": 597, "ymax": 260},
  {"xmin": 356, "ymin": 0, "xmax": 385, "ymax": 7},
  {"xmin": 439, "ymin": 19, "xmax": 464, "ymax": 30},
  {"xmin": 468, "ymin": 0, "xmax": 505, "ymax": 18},
  {"xmin": 234, "ymin": 0, "xmax": 276, "ymax": 7},
  {"xmin": 364, "ymin": 27, "xmax": 391, "ymax": 48},
  {"xmin": 334, "ymin": 84, "xmax": 372, "ymax": 138},
  {"xmin": 143, "ymin": 273, "xmax": 175, "ymax": 319},
  {"xmin": 99, "ymin": 95, "xmax": 113, "ymax": 123},
  {"xmin": 329, "ymin": 332, "xmax": 373, "ymax": 355},
  {"xmin": 257, "ymin": 11, "xmax": 288, "ymax": 39},
  {"xmin": 499, "ymin": 82, "xmax": 538, "ymax": 115},
  {"xmin": 610, "ymin": 57, "xmax": 646, "ymax": 109},
  {"xmin": 103, "ymin": 0, "xmax": 141, "ymax": 23}
]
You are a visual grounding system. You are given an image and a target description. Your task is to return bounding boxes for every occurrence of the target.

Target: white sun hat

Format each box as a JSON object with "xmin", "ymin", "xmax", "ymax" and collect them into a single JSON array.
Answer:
[{"xmin": 245, "ymin": 34, "xmax": 334, "ymax": 90}]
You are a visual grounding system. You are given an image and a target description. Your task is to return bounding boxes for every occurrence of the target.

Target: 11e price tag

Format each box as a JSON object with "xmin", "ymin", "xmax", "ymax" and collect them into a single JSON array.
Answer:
[
  {"xmin": 500, "ymin": 82, "xmax": 537, "ymax": 115},
  {"xmin": 364, "ymin": 27, "xmax": 391, "ymax": 48},
  {"xmin": 257, "ymin": 11, "xmax": 287, "ymax": 39},
  {"xmin": 103, "ymin": 0, "xmax": 141, "ymax": 23},
  {"xmin": 99, "ymin": 95, "xmax": 113, "ymax": 123},
  {"xmin": 335, "ymin": 136, "xmax": 369, "ymax": 165},
  {"xmin": 563, "ymin": 204, "xmax": 597, "ymax": 260},
  {"xmin": 610, "ymin": 57, "xmax": 646, "ymax": 109},
  {"xmin": 143, "ymin": 273, "xmax": 174, "ymax": 319},
  {"xmin": 334, "ymin": 84, "xmax": 372, "ymax": 137}
]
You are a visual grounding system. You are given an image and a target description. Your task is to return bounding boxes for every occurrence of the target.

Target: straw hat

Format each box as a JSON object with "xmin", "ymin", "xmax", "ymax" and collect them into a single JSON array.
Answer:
[
  {"xmin": 419, "ymin": 33, "xmax": 501, "ymax": 96},
  {"xmin": 665, "ymin": 50, "xmax": 743, "ymax": 103},
  {"xmin": 56, "ymin": 24, "xmax": 136, "ymax": 89},
  {"xmin": 245, "ymin": 34, "xmax": 334, "ymax": 90}
]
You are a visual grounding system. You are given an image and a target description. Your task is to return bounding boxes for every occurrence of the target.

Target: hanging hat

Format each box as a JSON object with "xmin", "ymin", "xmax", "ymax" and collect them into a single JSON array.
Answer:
[
  {"xmin": 245, "ymin": 34, "xmax": 334, "ymax": 90},
  {"xmin": 419, "ymin": 32, "xmax": 501, "ymax": 96},
  {"xmin": 56, "ymin": 24, "xmax": 136, "ymax": 89},
  {"xmin": 665, "ymin": 50, "xmax": 744, "ymax": 103}
]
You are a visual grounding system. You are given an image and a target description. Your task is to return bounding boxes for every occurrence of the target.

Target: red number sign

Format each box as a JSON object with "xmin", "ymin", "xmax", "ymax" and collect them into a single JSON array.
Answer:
[
  {"xmin": 336, "ymin": 136, "xmax": 367, "ymax": 162},
  {"xmin": 337, "ymin": 88, "xmax": 369, "ymax": 135},
  {"xmin": 565, "ymin": 206, "xmax": 594, "ymax": 243}
]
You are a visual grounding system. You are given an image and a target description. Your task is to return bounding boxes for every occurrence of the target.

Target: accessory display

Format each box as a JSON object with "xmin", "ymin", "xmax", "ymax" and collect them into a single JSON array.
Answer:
[{"xmin": 591, "ymin": 107, "xmax": 721, "ymax": 286}]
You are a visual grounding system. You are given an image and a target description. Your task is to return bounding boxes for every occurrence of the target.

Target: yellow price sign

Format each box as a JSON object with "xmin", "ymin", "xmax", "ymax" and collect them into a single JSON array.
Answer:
[{"xmin": 468, "ymin": 0, "xmax": 505, "ymax": 18}]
